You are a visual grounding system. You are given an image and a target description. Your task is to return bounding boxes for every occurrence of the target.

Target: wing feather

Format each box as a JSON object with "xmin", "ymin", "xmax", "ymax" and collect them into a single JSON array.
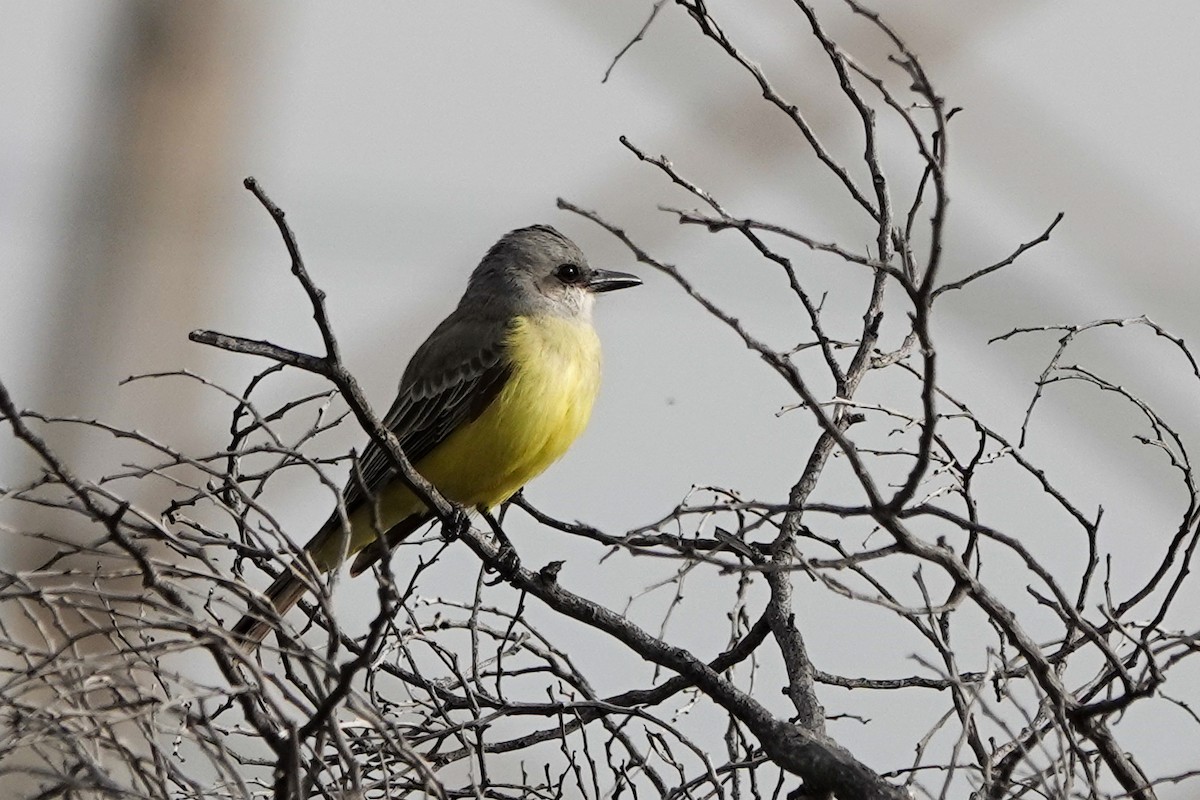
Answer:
[{"xmin": 341, "ymin": 312, "xmax": 513, "ymax": 514}]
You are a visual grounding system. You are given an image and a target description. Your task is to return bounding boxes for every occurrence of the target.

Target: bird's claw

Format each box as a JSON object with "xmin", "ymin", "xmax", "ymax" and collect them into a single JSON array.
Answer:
[
  {"xmin": 441, "ymin": 508, "xmax": 471, "ymax": 541},
  {"xmin": 484, "ymin": 542, "xmax": 521, "ymax": 583}
]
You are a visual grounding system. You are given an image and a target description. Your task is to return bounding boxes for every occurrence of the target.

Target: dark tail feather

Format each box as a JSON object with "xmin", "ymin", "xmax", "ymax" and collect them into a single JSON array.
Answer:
[
  {"xmin": 233, "ymin": 512, "xmax": 433, "ymax": 650},
  {"xmin": 348, "ymin": 513, "xmax": 433, "ymax": 576},
  {"xmin": 232, "ymin": 566, "xmax": 310, "ymax": 650}
]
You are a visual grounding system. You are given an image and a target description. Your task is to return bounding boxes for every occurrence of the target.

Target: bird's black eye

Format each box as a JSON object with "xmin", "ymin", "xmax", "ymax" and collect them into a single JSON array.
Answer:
[{"xmin": 555, "ymin": 263, "xmax": 582, "ymax": 283}]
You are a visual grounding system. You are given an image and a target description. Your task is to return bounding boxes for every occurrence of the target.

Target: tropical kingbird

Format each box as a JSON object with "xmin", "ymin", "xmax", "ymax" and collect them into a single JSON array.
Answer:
[{"xmin": 233, "ymin": 225, "xmax": 641, "ymax": 647}]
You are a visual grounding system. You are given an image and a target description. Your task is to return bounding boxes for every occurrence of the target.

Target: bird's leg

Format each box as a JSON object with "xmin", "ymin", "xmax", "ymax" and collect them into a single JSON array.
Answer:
[
  {"xmin": 478, "ymin": 506, "xmax": 520, "ymax": 577},
  {"xmin": 497, "ymin": 490, "xmax": 523, "ymax": 524},
  {"xmin": 440, "ymin": 506, "xmax": 471, "ymax": 542}
]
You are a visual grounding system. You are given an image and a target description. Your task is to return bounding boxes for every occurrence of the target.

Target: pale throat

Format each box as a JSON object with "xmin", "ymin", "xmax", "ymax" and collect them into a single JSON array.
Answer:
[{"xmin": 507, "ymin": 312, "xmax": 603, "ymax": 383}]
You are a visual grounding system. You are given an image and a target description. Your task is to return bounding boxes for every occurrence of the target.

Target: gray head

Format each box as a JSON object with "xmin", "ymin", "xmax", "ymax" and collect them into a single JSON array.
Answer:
[{"xmin": 460, "ymin": 225, "xmax": 641, "ymax": 320}]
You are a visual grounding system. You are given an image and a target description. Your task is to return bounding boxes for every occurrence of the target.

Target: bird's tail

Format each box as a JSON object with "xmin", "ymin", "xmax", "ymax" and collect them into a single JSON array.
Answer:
[
  {"xmin": 231, "ymin": 512, "xmax": 433, "ymax": 650},
  {"xmin": 231, "ymin": 566, "xmax": 310, "ymax": 650},
  {"xmin": 348, "ymin": 512, "xmax": 432, "ymax": 576}
]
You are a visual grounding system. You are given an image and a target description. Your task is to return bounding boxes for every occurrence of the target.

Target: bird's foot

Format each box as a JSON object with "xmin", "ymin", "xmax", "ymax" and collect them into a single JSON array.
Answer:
[
  {"xmin": 476, "ymin": 507, "xmax": 520, "ymax": 580},
  {"xmin": 441, "ymin": 507, "xmax": 471, "ymax": 542},
  {"xmin": 489, "ymin": 542, "xmax": 521, "ymax": 579}
]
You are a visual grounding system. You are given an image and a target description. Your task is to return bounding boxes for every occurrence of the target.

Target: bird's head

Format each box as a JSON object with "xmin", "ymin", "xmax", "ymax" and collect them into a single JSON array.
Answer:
[{"xmin": 465, "ymin": 225, "xmax": 641, "ymax": 320}]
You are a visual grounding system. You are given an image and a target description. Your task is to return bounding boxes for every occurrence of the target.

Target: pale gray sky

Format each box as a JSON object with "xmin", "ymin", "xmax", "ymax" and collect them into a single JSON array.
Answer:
[{"xmin": 2, "ymin": 2, "xmax": 1198, "ymax": 796}]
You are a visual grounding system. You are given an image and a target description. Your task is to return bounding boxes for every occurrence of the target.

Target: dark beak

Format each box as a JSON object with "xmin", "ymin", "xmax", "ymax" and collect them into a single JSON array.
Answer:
[{"xmin": 587, "ymin": 269, "xmax": 642, "ymax": 293}]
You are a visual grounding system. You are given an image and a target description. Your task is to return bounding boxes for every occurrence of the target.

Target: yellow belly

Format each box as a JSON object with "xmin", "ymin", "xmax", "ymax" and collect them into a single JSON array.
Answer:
[{"xmin": 341, "ymin": 313, "xmax": 602, "ymax": 556}]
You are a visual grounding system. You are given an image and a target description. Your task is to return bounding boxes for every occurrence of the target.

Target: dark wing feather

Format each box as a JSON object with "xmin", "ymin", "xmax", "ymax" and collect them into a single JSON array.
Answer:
[
  {"xmin": 236, "ymin": 314, "xmax": 512, "ymax": 649},
  {"xmin": 341, "ymin": 312, "xmax": 513, "ymax": 515}
]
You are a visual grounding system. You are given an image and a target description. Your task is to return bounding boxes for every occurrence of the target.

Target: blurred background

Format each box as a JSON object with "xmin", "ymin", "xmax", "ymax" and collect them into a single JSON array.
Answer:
[{"xmin": 2, "ymin": 0, "xmax": 1198, "ymax": 795}]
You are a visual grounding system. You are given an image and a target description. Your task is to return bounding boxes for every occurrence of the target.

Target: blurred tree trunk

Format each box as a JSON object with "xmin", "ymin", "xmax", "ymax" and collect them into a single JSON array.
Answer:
[{"xmin": 17, "ymin": 3, "xmax": 258, "ymax": 560}]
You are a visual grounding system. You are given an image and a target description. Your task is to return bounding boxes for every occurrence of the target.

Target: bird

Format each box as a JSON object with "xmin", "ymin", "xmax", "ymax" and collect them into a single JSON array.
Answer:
[{"xmin": 232, "ymin": 225, "xmax": 641, "ymax": 648}]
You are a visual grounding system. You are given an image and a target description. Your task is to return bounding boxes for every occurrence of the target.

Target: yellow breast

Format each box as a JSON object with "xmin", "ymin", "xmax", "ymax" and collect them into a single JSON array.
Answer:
[
  {"xmin": 409, "ymin": 313, "xmax": 602, "ymax": 509},
  {"xmin": 317, "ymin": 314, "xmax": 604, "ymax": 567}
]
